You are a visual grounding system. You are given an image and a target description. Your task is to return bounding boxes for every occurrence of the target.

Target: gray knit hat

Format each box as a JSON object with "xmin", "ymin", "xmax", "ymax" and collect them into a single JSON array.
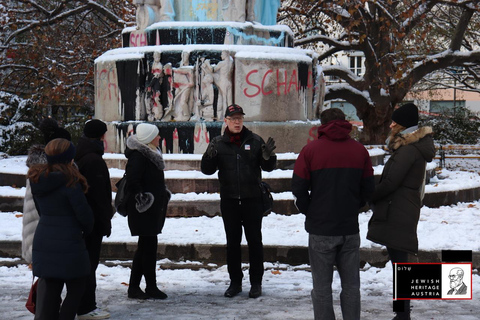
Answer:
[{"xmin": 136, "ymin": 123, "xmax": 159, "ymax": 144}]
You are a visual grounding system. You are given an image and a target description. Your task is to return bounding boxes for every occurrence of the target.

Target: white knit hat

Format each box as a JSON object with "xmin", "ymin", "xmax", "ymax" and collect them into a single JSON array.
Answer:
[{"xmin": 136, "ymin": 123, "xmax": 159, "ymax": 144}]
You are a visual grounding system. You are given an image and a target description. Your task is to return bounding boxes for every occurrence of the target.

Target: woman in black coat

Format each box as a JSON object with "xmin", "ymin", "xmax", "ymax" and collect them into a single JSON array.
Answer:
[
  {"xmin": 124, "ymin": 123, "xmax": 170, "ymax": 300},
  {"xmin": 367, "ymin": 103, "xmax": 435, "ymax": 320},
  {"xmin": 28, "ymin": 138, "xmax": 93, "ymax": 320}
]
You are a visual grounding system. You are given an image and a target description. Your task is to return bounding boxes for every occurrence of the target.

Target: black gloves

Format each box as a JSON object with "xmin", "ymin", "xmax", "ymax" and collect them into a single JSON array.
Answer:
[
  {"xmin": 135, "ymin": 192, "xmax": 154, "ymax": 213},
  {"xmin": 261, "ymin": 137, "xmax": 276, "ymax": 160},
  {"xmin": 205, "ymin": 141, "xmax": 217, "ymax": 158}
]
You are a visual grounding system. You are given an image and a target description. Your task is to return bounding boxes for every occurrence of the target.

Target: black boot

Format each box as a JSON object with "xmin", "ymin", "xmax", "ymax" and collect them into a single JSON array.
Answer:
[
  {"xmin": 392, "ymin": 312, "xmax": 411, "ymax": 320},
  {"xmin": 128, "ymin": 287, "xmax": 150, "ymax": 300},
  {"xmin": 249, "ymin": 284, "xmax": 262, "ymax": 298},
  {"xmin": 145, "ymin": 286, "xmax": 168, "ymax": 300},
  {"xmin": 224, "ymin": 282, "xmax": 242, "ymax": 298}
]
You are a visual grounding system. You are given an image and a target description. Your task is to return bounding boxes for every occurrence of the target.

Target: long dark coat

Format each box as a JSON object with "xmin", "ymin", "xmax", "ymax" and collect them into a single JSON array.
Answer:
[
  {"xmin": 367, "ymin": 126, "xmax": 435, "ymax": 254},
  {"xmin": 125, "ymin": 135, "xmax": 168, "ymax": 236},
  {"xmin": 31, "ymin": 171, "xmax": 94, "ymax": 280},
  {"xmin": 75, "ymin": 136, "xmax": 114, "ymax": 236}
]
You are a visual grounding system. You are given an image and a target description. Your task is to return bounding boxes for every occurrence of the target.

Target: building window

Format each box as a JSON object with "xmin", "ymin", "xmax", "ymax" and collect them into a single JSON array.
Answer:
[
  {"xmin": 349, "ymin": 56, "xmax": 363, "ymax": 76},
  {"xmin": 430, "ymin": 100, "xmax": 466, "ymax": 114}
]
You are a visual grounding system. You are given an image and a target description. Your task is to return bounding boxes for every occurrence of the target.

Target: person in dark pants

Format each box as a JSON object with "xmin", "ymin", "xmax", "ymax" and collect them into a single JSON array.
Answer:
[
  {"xmin": 124, "ymin": 123, "xmax": 170, "ymax": 300},
  {"xmin": 292, "ymin": 108, "xmax": 375, "ymax": 320},
  {"xmin": 201, "ymin": 104, "xmax": 277, "ymax": 299},
  {"xmin": 367, "ymin": 103, "xmax": 435, "ymax": 320},
  {"xmin": 28, "ymin": 138, "xmax": 94, "ymax": 320},
  {"xmin": 75, "ymin": 119, "xmax": 113, "ymax": 320}
]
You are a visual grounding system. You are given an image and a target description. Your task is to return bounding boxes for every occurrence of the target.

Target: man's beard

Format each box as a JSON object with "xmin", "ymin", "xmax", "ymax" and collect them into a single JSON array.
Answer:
[{"xmin": 450, "ymin": 279, "xmax": 461, "ymax": 289}]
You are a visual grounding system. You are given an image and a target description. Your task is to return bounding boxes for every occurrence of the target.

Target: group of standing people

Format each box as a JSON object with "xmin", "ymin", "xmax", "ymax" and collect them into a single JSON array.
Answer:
[
  {"xmin": 22, "ymin": 118, "xmax": 172, "ymax": 319},
  {"xmin": 292, "ymin": 103, "xmax": 435, "ymax": 320},
  {"xmin": 21, "ymin": 101, "xmax": 434, "ymax": 320}
]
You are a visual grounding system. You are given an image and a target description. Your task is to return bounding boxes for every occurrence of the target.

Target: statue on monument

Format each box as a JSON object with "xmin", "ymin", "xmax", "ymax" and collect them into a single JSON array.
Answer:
[
  {"xmin": 201, "ymin": 51, "xmax": 233, "ymax": 120},
  {"xmin": 172, "ymin": 52, "xmax": 195, "ymax": 121},
  {"xmin": 134, "ymin": 0, "xmax": 175, "ymax": 29},
  {"xmin": 145, "ymin": 51, "xmax": 164, "ymax": 121},
  {"xmin": 222, "ymin": 0, "xmax": 246, "ymax": 22},
  {"xmin": 197, "ymin": 58, "xmax": 217, "ymax": 121}
]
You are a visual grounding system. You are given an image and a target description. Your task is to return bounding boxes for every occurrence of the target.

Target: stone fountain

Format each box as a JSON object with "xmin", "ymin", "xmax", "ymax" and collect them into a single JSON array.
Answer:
[{"xmin": 94, "ymin": 0, "xmax": 325, "ymax": 153}]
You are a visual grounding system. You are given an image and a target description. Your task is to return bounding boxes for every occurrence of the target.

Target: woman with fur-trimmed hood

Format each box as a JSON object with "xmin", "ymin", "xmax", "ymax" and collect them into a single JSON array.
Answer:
[
  {"xmin": 124, "ymin": 123, "xmax": 171, "ymax": 301},
  {"xmin": 367, "ymin": 103, "xmax": 435, "ymax": 320}
]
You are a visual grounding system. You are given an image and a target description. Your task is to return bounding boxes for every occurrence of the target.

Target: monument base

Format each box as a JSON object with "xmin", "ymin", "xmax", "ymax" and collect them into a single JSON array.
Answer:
[{"xmin": 103, "ymin": 120, "xmax": 323, "ymax": 154}]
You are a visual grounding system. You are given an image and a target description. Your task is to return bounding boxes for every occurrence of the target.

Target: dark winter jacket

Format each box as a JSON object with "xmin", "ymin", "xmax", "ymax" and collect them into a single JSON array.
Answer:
[
  {"xmin": 125, "ymin": 135, "xmax": 169, "ymax": 236},
  {"xmin": 367, "ymin": 126, "xmax": 435, "ymax": 254},
  {"xmin": 292, "ymin": 120, "xmax": 375, "ymax": 236},
  {"xmin": 31, "ymin": 171, "xmax": 94, "ymax": 280},
  {"xmin": 75, "ymin": 136, "xmax": 114, "ymax": 237},
  {"xmin": 22, "ymin": 144, "xmax": 47, "ymax": 263},
  {"xmin": 201, "ymin": 127, "xmax": 276, "ymax": 199}
]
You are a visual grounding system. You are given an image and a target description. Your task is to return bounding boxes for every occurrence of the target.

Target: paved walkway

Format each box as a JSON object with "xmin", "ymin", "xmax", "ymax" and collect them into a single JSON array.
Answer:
[{"xmin": 1, "ymin": 261, "xmax": 479, "ymax": 320}]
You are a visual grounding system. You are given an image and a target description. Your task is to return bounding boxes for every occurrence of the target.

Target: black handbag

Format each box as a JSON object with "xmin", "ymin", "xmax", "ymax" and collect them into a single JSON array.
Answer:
[
  {"xmin": 259, "ymin": 181, "xmax": 273, "ymax": 215},
  {"xmin": 114, "ymin": 174, "xmax": 128, "ymax": 217}
]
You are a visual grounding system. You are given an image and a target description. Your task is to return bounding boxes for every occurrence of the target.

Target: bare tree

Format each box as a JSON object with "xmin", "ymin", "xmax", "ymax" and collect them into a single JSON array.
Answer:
[
  {"xmin": 280, "ymin": 0, "xmax": 480, "ymax": 144},
  {"xmin": 0, "ymin": 0, "xmax": 135, "ymax": 118}
]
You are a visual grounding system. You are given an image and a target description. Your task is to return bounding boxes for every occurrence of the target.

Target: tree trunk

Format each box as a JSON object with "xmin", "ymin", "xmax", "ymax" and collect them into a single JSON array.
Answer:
[{"xmin": 359, "ymin": 103, "xmax": 393, "ymax": 145}]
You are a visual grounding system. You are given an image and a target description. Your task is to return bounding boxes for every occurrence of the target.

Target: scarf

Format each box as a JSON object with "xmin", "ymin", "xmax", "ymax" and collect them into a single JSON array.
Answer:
[{"xmin": 226, "ymin": 127, "xmax": 244, "ymax": 147}]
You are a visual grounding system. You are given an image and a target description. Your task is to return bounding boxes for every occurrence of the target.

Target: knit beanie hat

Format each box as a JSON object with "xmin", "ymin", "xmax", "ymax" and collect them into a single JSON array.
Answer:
[
  {"xmin": 136, "ymin": 123, "xmax": 159, "ymax": 144},
  {"xmin": 84, "ymin": 119, "xmax": 107, "ymax": 138},
  {"xmin": 49, "ymin": 127, "xmax": 72, "ymax": 142},
  {"xmin": 392, "ymin": 103, "xmax": 419, "ymax": 128}
]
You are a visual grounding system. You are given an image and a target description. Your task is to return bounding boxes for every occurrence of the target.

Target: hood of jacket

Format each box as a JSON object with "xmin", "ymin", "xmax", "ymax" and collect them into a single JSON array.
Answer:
[
  {"xmin": 317, "ymin": 119, "xmax": 352, "ymax": 141},
  {"xmin": 74, "ymin": 136, "xmax": 104, "ymax": 162},
  {"xmin": 125, "ymin": 135, "xmax": 165, "ymax": 170},
  {"xmin": 388, "ymin": 126, "xmax": 435, "ymax": 162},
  {"xmin": 30, "ymin": 171, "xmax": 67, "ymax": 196}
]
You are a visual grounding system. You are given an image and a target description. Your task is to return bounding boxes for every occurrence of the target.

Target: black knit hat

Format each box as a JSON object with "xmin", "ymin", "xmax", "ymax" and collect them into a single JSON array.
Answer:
[
  {"xmin": 50, "ymin": 128, "xmax": 71, "ymax": 142},
  {"xmin": 392, "ymin": 103, "xmax": 419, "ymax": 128},
  {"xmin": 84, "ymin": 119, "xmax": 107, "ymax": 138}
]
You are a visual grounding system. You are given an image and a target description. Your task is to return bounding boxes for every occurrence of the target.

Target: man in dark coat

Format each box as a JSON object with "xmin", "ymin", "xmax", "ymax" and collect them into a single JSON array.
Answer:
[
  {"xmin": 201, "ymin": 104, "xmax": 277, "ymax": 299},
  {"xmin": 75, "ymin": 119, "xmax": 113, "ymax": 320},
  {"xmin": 292, "ymin": 108, "xmax": 375, "ymax": 320}
]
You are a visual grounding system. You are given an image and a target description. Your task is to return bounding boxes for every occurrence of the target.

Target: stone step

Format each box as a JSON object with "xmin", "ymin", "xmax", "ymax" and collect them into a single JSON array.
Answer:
[
  {"xmin": 103, "ymin": 152, "xmax": 386, "ymax": 171},
  {"xmin": 0, "ymin": 240, "xmax": 478, "ymax": 269},
  {"xmin": 2, "ymin": 184, "xmax": 480, "ymax": 214}
]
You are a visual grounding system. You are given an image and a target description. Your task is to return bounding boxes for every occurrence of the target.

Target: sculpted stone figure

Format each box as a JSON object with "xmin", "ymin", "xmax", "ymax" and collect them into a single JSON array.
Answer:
[
  {"xmin": 222, "ymin": 0, "xmax": 246, "ymax": 22},
  {"xmin": 161, "ymin": 63, "xmax": 174, "ymax": 120},
  {"xmin": 134, "ymin": 0, "xmax": 175, "ymax": 29},
  {"xmin": 145, "ymin": 51, "xmax": 164, "ymax": 121},
  {"xmin": 201, "ymin": 51, "xmax": 233, "ymax": 120},
  {"xmin": 198, "ymin": 59, "xmax": 216, "ymax": 121},
  {"xmin": 171, "ymin": 52, "xmax": 195, "ymax": 121}
]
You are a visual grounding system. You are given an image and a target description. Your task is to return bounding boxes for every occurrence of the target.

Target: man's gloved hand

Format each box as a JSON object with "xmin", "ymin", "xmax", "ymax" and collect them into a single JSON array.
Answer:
[
  {"xmin": 261, "ymin": 137, "xmax": 276, "ymax": 160},
  {"xmin": 205, "ymin": 141, "xmax": 217, "ymax": 158}
]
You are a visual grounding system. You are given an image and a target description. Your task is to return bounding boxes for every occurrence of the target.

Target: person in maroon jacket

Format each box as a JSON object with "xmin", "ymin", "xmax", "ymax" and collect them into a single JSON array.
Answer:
[{"xmin": 292, "ymin": 108, "xmax": 375, "ymax": 320}]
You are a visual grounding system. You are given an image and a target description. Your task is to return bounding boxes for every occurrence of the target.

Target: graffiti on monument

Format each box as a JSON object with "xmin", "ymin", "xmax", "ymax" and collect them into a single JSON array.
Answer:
[{"xmin": 96, "ymin": 65, "xmax": 118, "ymax": 102}]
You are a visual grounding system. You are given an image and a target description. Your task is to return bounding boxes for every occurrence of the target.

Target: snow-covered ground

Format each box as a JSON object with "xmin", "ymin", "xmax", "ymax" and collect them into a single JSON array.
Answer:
[{"xmin": 0, "ymin": 153, "xmax": 479, "ymax": 319}]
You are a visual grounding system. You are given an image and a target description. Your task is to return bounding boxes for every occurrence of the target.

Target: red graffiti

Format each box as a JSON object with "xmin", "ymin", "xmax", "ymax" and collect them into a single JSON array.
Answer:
[
  {"xmin": 244, "ymin": 68, "xmax": 313, "ymax": 98},
  {"xmin": 130, "ymin": 32, "xmax": 147, "ymax": 47},
  {"xmin": 194, "ymin": 127, "xmax": 210, "ymax": 143},
  {"xmin": 308, "ymin": 126, "xmax": 319, "ymax": 144},
  {"xmin": 96, "ymin": 68, "xmax": 118, "ymax": 101}
]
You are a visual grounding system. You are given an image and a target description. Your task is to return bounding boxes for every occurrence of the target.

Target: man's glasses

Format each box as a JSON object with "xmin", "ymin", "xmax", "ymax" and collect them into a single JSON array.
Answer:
[{"xmin": 226, "ymin": 117, "xmax": 244, "ymax": 123}]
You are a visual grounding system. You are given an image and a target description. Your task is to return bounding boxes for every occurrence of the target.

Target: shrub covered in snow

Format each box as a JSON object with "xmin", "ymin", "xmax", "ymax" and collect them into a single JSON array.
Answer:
[{"xmin": 422, "ymin": 106, "xmax": 480, "ymax": 145}]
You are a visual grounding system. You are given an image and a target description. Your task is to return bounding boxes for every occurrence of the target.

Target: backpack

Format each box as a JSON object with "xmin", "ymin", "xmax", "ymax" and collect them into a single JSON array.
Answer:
[{"xmin": 114, "ymin": 174, "xmax": 128, "ymax": 217}]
